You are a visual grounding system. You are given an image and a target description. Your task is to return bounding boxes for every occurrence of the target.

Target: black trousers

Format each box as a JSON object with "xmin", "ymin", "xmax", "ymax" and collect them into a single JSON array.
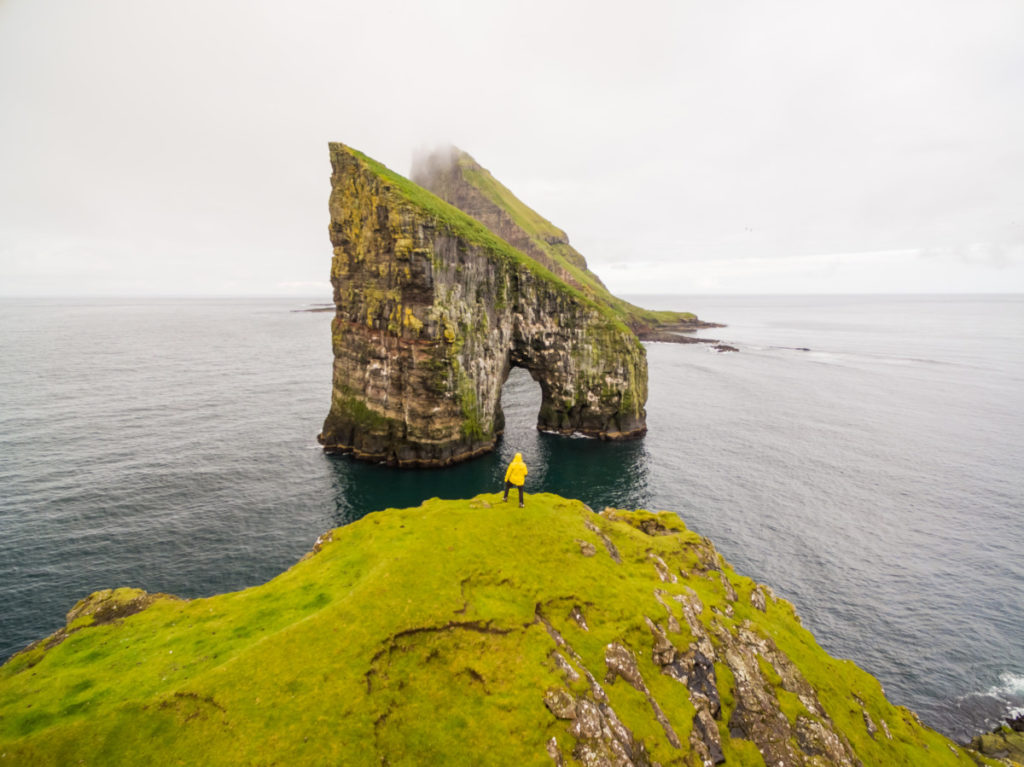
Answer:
[{"xmin": 503, "ymin": 481, "xmax": 524, "ymax": 504}]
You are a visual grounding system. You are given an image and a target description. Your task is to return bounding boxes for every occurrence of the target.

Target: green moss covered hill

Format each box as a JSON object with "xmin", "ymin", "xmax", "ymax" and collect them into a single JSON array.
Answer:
[{"xmin": 0, "ymin": 495, "xmax": 1006, "ymax": 766}]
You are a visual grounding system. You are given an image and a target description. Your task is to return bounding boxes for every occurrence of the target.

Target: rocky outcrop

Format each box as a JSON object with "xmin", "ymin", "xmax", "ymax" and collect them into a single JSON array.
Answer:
[
  {"xmin": 319, "ymin": 144, "xmax": 648, "ymax": 466},
  {"xmin": 9, "ymin": 587, "xmax": 181, "ymax": 668},
  {"xmin": 970, "ymin": 714, "xmax": 1024, "ymax": 762}
]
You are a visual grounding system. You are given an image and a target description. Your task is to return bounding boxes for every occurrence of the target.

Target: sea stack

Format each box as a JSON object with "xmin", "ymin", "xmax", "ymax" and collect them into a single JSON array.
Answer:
[{"xmin": 318, "ymin": 144, "xmax": 649, "ymax": 466}]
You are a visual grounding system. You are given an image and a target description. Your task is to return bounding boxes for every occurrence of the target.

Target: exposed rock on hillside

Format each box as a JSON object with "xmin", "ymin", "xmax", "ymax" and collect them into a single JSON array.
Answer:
[
  {"xmin": 319, "ymin": 144, "xmax": 648, "ymax": 466},
  {"xmin": 0, "ymin": 494, "xmax": 999, "ymax": 766},
  {"xmin": 971, "ymin": 715, "xmax": 1024, "ymax": 763}
]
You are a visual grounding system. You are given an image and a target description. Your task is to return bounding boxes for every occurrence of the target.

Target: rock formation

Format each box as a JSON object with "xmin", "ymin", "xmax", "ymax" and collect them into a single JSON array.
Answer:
[
  {"xmin": 970, "ymin": 714, "xmax": 1024, "ymax": 763},
  {"xmin": 0, "ymin": 494, "xmax": 994, "ymax": 766},
  {"xmin": 319, "ymin": 144, "xmax": 649, "ymax": 466},
  {"xmin": 410, "ymin": 147, "xmax": 727, "ymax": 344}
]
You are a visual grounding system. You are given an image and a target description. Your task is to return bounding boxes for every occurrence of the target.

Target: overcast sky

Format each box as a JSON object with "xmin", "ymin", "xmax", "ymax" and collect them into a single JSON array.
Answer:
[{"xmin": 2, "ymin": 0, "xmax": 1022, "ymax": 296}]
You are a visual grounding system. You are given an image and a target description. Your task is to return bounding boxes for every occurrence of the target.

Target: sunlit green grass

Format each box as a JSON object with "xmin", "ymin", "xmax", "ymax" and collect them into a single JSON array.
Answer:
[{"xmin": 0, "ymin": 494, "xmax": 989, "ymax": 766}]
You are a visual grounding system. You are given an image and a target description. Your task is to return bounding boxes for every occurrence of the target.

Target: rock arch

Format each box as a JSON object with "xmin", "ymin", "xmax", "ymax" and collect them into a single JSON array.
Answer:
[{"xmin": 318, "ymin": 144, "xmax": 648, "ymax": 466}]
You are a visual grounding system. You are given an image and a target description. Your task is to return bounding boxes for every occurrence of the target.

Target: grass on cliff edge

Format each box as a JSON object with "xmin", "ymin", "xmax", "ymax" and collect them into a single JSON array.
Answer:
[
  {"xmin": 0, "ymin": 493, "xmax": 991, "ymax": 767},
  {"xmin": 452, "ymin": 151, "xmax": 698, "ymax": 330}
]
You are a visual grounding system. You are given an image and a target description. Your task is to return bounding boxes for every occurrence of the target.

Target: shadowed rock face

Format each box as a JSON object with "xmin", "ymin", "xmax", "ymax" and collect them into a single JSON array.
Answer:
[{"xmin": 318, "ymin": 144, "xmax": 648, "ymax": 466}]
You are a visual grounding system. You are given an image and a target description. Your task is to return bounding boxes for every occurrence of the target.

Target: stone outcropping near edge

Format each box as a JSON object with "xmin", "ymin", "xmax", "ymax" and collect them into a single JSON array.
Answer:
[{"xmin": 319, "ymin": 144, "xmax": 648, "ymax": 466}]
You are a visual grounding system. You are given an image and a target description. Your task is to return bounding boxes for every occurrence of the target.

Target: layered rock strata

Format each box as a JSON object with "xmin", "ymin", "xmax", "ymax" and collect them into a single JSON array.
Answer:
[{"xmin": 319, "ymin": 144, "xmax": 648, "ymax": 466}]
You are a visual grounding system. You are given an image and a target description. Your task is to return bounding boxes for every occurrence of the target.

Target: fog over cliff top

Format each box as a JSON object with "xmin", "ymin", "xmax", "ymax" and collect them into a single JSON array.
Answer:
[{"xmin": 1, "ymin": 0, "xmax": 1022, "ymax": 295}]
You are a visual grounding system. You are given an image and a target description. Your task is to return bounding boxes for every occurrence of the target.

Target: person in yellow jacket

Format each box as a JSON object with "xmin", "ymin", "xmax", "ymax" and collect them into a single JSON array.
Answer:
[{"xmin": 503, "ymin": 452, "xmax": 528, "ymax": 507}]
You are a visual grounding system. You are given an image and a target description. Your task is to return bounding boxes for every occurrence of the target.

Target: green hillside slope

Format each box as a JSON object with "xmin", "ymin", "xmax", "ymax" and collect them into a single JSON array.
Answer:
[{"xmin": 0, "ymin": 495, "xmax": 998, "ymax": 766}]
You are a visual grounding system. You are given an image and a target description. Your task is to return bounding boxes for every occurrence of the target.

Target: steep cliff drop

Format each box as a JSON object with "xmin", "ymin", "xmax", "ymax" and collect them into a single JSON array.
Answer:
[{"xmin": 318, "ymin": 143, "xmax": 649, "ymax": 466}]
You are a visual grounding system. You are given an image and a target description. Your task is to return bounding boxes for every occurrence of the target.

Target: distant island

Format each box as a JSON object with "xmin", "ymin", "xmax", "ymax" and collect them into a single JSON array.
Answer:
[
  {"xmin": 318, "ymin": 144, "xmax": 728, "ymax": 468},
  {"xmin": 1, "ymin": 493, "xmax": 1009, "ymax": 765}
]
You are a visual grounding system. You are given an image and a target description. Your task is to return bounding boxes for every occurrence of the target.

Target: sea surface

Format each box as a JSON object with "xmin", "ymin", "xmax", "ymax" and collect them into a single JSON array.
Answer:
[{"xmin": 0, "ymin": 294, "xmax": 1021, "ymax": 743}]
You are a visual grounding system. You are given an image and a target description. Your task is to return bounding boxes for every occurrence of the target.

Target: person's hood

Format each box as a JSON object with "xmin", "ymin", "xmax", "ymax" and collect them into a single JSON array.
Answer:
[{"xmin": 513, "ymin": 452, "xmax": 522, "ymax": 461}]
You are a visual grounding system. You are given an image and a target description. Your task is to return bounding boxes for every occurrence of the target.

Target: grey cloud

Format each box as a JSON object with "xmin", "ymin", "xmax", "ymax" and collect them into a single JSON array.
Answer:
[{"xmin": 1, "ymin": 0, "xmax": 1022, "ymax": 295}]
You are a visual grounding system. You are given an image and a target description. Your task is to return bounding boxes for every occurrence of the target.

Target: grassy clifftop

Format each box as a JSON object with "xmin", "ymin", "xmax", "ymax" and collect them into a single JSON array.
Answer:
[{"xmin": 0, "ymin": 495, "xmax": 998, "ymax": 766}]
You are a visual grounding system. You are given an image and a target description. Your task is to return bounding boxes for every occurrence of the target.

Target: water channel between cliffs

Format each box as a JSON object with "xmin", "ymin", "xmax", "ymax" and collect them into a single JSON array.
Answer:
[{"xmin": 324, "ymin": 367, "xmax": 651, "ymax": 524}]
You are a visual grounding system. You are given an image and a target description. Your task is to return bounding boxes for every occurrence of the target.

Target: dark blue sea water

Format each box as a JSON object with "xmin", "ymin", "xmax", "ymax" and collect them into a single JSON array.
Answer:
[{"xmin": 0, "ymin": 294, "xmax": 1021, "ymax": 742}]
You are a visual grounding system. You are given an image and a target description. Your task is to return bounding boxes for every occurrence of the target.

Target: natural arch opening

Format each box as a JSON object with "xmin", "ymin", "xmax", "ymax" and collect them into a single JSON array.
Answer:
[{"xmin": 496, "ymin": 365, "xmax": 543, "ymax": 449}]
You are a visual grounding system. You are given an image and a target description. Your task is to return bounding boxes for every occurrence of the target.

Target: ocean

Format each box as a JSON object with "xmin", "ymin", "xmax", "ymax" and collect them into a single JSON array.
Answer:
[{"xmin": 0, "ymin": 294, "xmax": 1021, "ymax": 743}]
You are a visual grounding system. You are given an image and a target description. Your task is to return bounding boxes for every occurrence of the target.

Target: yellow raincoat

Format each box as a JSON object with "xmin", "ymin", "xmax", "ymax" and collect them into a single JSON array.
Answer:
[{"xmin": 504, "ymin": 453, "xmax": 528, "ymax": 486}]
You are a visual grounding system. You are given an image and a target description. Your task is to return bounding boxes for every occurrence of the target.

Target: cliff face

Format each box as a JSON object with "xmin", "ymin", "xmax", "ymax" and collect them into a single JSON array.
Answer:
[
  {"xmin": 0, "ymin": 494, "xmax": 995, "ymax": 766},
  {"xmin": 319, "ymin": 144, "xmax": 647, "ymax": 466},
  {"xmin": 410, "ymin": 146, "xmax": 721, "ymax": 339}
]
